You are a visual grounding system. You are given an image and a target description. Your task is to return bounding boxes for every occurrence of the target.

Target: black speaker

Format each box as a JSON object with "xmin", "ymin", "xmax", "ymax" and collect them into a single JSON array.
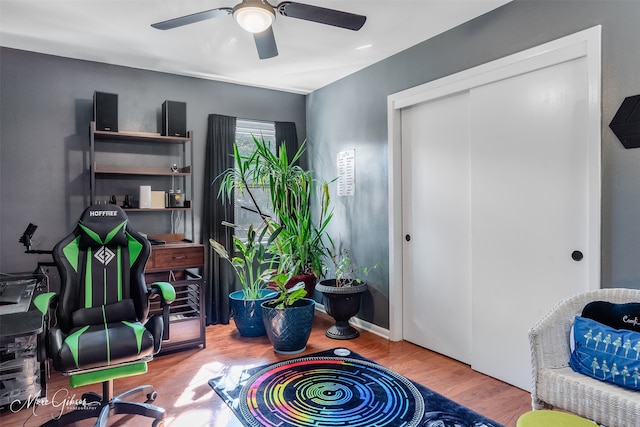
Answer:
[
  {"xmin": 93, "ymin": 92, "xmax": 118, "ymax": 132},
  {"xmin": 162, "ymin": 101, "xmax": 187, "ymax": 137}
]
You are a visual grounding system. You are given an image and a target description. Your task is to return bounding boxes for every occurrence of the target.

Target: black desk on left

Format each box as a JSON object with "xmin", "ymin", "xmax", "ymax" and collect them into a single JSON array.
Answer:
[{"xmin": 0, "ymin": 273, "xmax": 48, "ymax": 410}]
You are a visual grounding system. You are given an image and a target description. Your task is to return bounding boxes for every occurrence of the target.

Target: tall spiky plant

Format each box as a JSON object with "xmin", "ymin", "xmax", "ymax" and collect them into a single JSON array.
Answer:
[
  {"xmin": 216, "ymin": 135, "xmax": 333, "ymax": 281},
  {"xmin": 250, "ymin": 136, "xmax": 332, "ymax": 278}
]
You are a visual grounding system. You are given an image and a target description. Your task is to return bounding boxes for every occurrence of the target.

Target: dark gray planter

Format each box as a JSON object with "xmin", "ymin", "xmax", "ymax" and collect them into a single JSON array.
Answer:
[
  {"xmin": 316, "ymin": 279, "xmax": 367, "ymax": 339},
  {"xmin": 229, "ymin": 289, "xmax": 276, "ymax": 337},
  {"xmin": 261, "ymin": 298, "xmax": 315, "ymax": 354}
]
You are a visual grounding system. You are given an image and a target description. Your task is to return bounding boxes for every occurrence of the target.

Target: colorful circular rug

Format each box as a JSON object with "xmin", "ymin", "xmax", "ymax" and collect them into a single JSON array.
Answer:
[{"xmin": 238, "ymin": 355, "xmax": 425, "ymax": 427}]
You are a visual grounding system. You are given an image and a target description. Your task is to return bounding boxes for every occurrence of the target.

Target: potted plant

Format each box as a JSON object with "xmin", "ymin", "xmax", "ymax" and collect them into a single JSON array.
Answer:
[
  {"xmin": 261, "ymin": 274, "xmax": 315, "ymax": 354},
  {"xmin": 316, "ymin": 249, "xmax": 380, "ymax": 339},
  {"xmin": 209, "ymin": 224, "xmax": 278, "ymax": 337},
  {"xmin": 216, "ymin": 136, "xmax": 333, "ymax": 346},
  {"xmin": 218, "ymin": 136, "xmax": 333, "ymax": 297}
]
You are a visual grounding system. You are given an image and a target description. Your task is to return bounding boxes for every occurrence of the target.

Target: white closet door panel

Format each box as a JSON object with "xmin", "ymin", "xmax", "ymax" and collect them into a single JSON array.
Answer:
[
  {"xmin": 401, "ymin": 92, "xmax": 472, "ymax": 364},
  {"xmin": 469, "ymin": 57, "xmax": 590, "ymax": 391}
]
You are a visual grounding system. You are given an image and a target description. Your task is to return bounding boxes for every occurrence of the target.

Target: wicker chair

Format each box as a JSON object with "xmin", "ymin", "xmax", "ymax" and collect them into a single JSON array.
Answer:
[{"xmin": 529, "ymin": 288, "xmax": 640, "ymax": 427}]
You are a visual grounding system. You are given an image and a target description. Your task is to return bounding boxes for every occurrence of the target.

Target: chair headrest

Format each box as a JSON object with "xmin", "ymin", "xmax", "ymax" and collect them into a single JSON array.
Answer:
[{"xmin": 78, "ymin": 204, "xmax": 129, "ymax": 248}]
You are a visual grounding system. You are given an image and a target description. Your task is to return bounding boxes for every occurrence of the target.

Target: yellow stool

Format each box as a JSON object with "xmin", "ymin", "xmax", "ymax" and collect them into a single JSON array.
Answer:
[{"xmin": 517, "ymin": 410, "xmax": 595, "ymax": 426}]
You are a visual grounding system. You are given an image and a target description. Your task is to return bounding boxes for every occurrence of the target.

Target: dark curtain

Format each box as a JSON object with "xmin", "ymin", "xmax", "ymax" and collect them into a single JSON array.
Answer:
[
  {"xmin": 203, "ymin": 114, "xmax": 236, "ymax": 325},
  {"xmin": 275, "ymin": 121, "xmax": 301, "ymax": 166}
]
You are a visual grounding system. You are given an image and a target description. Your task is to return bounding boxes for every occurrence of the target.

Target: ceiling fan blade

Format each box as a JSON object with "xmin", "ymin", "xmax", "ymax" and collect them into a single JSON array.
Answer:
[
  {"xmin": 151, "ymin": 8, "xmax": 232, "ymax": 30},
  {"xmin": 276, "ymin": 2, "xmax": 366, "ymax": 31},
  {"xmin": 254, "ymin": 26, "xmax": 279, "ymax": 59}
]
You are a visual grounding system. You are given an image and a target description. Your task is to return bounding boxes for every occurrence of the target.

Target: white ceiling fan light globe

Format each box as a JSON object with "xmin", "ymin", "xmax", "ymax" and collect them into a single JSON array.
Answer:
[{"xmin": 233, "ymin": 2, "xmax": 275, "ymax": 33}]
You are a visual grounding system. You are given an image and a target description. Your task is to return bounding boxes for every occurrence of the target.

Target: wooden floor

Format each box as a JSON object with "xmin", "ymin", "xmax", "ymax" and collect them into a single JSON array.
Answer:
[{"xmin": 0, "ymin": 313, "xmax": 532, "ymax": 426}]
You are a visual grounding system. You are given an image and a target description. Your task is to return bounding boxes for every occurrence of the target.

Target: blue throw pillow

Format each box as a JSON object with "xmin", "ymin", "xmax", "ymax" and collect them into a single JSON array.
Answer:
[{"xmin": 569, "ymin": 316, "xmax": 640, "ymax": 391}]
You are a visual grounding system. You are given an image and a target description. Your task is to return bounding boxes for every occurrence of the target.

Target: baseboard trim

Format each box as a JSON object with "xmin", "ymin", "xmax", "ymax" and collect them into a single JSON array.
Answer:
[{"xmin": 315, "ymin": 304, "xmax": 390, "ymax": 340}]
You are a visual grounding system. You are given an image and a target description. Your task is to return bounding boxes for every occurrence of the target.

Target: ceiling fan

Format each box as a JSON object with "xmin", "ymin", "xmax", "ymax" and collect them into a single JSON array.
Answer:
[{"xmin": 151, "ymin": 0, "xmax": 367, "ymax": 60}]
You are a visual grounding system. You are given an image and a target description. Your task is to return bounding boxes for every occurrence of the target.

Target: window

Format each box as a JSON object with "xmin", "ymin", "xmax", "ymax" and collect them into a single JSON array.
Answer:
[{"xmin": 233, "ymin": 119, "xmax": 276, "ymax": 239}]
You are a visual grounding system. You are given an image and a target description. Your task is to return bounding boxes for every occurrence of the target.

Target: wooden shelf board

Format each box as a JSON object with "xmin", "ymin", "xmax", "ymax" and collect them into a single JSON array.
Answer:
[
  {"xmin": 124, "ymin": 207, "xmax": 192, "ymax": 212},
  {"xmin": 93, "ymin": 126, "xmax": 190, "ymax": 144},
  {"xmin": 94, "ymin": 163, "xmax": 191, "ymax": 176}
]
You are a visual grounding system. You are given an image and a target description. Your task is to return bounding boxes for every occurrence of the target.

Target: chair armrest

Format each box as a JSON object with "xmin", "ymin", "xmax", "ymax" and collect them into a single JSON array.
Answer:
[
  {"xmin": 529, "ymin": 295, "xmax": 582, "ymax": 409},
  {"xmin": 148, "ymin": 282, "xmax": 176, "ymax": 340},
  {"xmin": 33, "ymin": 292, "xmax": 57, "ymax": 316},
  {"xmin": 32, "ymin": 292, "xmax": 57, "ymax": 362},
  {"xmin": 148, "ymin": 282, "xmax": 176, "ymax": 304},
  {"xmin": 529, "ymin": 303, "xmax": 575, "ymax": 372}
]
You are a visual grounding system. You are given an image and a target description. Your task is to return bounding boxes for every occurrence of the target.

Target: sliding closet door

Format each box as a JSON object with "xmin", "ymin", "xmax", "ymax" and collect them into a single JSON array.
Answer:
[
  {"xmin": 400, "ymin": 58, "xmax": 593, "ymax": 391},
  {"xmin": 401, "ymin": 91, "xmax": 472, "ymax": 365},
  {"xmin": 469, "ymin": 57, "xmax": 591, "ymax": 390},
  {"xmin": 393, "ymin": 27, "xmax": 600, "ymax": 391}
]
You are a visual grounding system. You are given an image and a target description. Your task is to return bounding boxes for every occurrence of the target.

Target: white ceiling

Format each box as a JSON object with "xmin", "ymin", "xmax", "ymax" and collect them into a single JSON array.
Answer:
[{"xmin": 0, "ymin": 0, "xmax": 511, "ymax": 94}]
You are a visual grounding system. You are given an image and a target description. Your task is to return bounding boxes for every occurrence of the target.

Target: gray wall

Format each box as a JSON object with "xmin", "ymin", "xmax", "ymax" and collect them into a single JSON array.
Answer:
[
  {"xmin": 3, "ymin": 0, "xmax": 639, "ymax": 331},
  {"xmin": 0, "ymin": 48, "xmax": 306, "ymax": 275},
  {"xmin": 307, "ymin": 0, "xmax": 640, "ymax": 329}
]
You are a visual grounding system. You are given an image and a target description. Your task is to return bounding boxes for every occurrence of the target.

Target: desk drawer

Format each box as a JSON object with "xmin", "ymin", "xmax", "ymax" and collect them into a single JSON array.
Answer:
[{"xmin": 151, "ymin": 245, "xmax": 203, "ymax": 270}]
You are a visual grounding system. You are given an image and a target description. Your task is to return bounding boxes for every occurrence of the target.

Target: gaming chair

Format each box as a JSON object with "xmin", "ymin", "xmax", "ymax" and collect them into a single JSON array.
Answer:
[{"xmin": 35, "ymin": 204, "xmax": 175, "ymax": 426}]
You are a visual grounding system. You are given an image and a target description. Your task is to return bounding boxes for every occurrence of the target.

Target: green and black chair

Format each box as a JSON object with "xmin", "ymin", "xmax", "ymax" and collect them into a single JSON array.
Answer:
[{"xmin": 36, "ymin": 204, "xmax": 175, "ymax": 426}]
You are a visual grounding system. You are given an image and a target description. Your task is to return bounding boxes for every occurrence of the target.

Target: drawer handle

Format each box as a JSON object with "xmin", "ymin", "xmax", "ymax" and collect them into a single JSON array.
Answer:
[{"xmin": 173, "ymin": 255, "xmax": 187, "ymax": 260}]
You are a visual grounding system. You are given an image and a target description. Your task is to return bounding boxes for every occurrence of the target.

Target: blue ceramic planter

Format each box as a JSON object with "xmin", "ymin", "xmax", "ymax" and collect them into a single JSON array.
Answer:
[
  {"xmin": 261, "ymin": 298, "xmax": 315, "ymax": 354},
  {"xmin": 229, "ymin": 289, "xmax": 276, "ymax": 337}
]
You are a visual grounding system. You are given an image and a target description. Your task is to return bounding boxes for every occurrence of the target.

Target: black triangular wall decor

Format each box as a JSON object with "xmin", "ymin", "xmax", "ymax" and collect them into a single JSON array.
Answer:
[{"xmin": 610, "ymin": 94, "xmax": 640, "ymax": 149}]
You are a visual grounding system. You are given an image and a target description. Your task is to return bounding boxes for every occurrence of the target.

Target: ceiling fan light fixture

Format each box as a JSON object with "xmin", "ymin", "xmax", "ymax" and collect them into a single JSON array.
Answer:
[{"xmin": 233, "ymin": 1, "xmax": 275, "ymax": 33}]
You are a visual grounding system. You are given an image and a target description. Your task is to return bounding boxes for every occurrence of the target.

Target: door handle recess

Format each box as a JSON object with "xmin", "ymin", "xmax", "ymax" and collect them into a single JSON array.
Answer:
[{"xmin": 571, "ymin": 250, "xmax": 583, "ymax": 261}]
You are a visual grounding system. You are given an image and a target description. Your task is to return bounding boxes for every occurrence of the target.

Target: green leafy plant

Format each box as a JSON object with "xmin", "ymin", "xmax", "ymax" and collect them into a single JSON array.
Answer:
[
  {"xmin": 209, "ymin": 223, "xmax": 279, "ymax": 299},
  {"xmin": 275, "ymin": 177, "xmax": 333, "ymax": 278},
  {"xmin": 329, "ymin": 248, "xmax": 382, "ymax": 287},
  {"xmin": 264, "ymin": 273, "xmax": 308, "ymax": 309}
]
